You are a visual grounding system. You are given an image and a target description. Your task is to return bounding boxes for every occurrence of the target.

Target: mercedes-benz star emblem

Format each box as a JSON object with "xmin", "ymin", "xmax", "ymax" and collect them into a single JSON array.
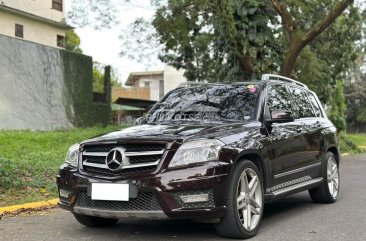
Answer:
[{"xmin": 105, "ymin": 148, "xmax": 128, "ymax": 171}]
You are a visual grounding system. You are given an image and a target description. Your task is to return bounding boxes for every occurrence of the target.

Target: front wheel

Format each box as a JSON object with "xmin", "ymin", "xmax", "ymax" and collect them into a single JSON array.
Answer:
[
  {"xmin": 309, "ymin": 152, "xmax": 339, "ymax": 203},
  {"xmin": 215, "ymin": 160, "xmax": 264, "ymax": 239},
  {"xmin": 73, "ymin": 213, "xmax": 118, "ymax": 227}
]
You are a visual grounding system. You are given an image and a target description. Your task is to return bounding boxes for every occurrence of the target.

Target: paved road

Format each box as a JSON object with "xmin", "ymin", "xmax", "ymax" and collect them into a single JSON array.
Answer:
[{"xmin": 1, "ymin": 154, "xmax": 366, "ymax": 241}]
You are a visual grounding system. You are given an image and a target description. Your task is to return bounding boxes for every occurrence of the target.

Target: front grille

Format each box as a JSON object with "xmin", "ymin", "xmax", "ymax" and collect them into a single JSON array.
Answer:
[
  {"xmin": 170, "ymin": 189, "xmax": 215, "ymax": 209},
  {"xmin": 80, "ymin": 143, "xmax": 167, "ymax": 177},
  {"xmin": 75, "ymin": 191, "xmax": 162, "ymax": 211}
]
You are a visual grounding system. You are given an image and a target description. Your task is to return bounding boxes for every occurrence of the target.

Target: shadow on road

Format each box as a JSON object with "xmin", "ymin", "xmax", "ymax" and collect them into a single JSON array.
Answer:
[{"xmin": 75, "ymin": 193, "xmax": 317, "ymax": 239}]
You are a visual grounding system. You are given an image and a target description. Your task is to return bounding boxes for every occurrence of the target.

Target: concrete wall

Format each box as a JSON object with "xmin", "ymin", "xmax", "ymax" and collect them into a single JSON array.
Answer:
[
  {"xmin": 136, "ymin": 75, "xmax": 163, "ymax": 101},
  {"xmin": 2, "ymin": 0, "xmax": 64, "ymax": 22},
  {"xmin": 163, "ymin": 65, "xmax": 186, "ymax": 94},
  {"xmin": 0, "ymin": 34, "xmax": 71, "ymax": 130},
  {"xmin": 0, "ymin": 34, "xmax": 103, "ymax": 130},
  {"xmin": 0, "ymin": 9, "xmax": 66, "ymax": 48}
]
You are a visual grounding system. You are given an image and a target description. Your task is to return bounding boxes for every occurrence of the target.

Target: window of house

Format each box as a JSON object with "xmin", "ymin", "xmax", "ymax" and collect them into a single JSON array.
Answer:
[
  {"xmin": 57, "ymin": 35, "xmax": 66, "ymax": 48},
  {"xmin": 52, "ymin": 0, "xmax": 63, "ymax": 12},
  {"xmin": 144, "ymin": 81, "xmax": 150, "ymax": 88},
  {"xmin": 15, "ymin": 24, "xmax": 24, "ymax": 38}
]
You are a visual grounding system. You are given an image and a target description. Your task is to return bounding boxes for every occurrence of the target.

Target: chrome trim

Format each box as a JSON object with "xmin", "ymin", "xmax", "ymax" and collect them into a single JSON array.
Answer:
[
  {"xmin": 125, "ymin": 150, "xmax": 164, "ymax": 156},
  {"xmin": 271, "ymin": 177, "xmax": 323, "ymax": 197},
  {"xmin": 83, "ymin": 152, "xmax": 109, "ymax": 157},
  {"xmin": 83, "ymin": 160, "xmax": 160, "ymax": 169},
  {"xmin": 274, "ymin": 162, "xmax": 321, "ymax": 179},
  {"xmin": 83, "ymin": 150, "xmax": 164, "ymax": 157},
  {"xmin": 73, "ymin": 207, "xmax": 167, "ymax": 219}
]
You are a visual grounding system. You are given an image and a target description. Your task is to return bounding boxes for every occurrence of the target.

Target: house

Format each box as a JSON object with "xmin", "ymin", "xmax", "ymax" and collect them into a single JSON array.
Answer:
[
  {"xmin": 0, "ymin": 0, "xmax": 71, "ymax": 48},
  {"xmin": 125, "ymin": 65, "xmax": 187, "ymax": 101}
]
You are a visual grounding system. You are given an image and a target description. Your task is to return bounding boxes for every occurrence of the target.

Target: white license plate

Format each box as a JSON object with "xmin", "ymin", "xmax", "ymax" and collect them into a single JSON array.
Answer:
[{"xmin": 91, "ymin": 183, "xmax": 129, "ymax": 201}]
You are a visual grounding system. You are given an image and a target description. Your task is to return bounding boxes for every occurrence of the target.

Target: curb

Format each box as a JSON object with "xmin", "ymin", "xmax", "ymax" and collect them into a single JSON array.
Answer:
[{"xmin": 0, "ymin": 198, "xmax": 59, "ymax": 215}]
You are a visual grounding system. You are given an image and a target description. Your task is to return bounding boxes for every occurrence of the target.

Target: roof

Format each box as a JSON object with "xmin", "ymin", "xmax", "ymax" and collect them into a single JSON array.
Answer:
[
  {"xmin": 114, "ymin": 97, "xmax": 157, "ymax": 109},
  {"xmin": 112, "ymin": 104, "xmax": 145, "ymax": 111},
  {"xmin": 125, "ymin": 70, "xmax": 164, "ymax": 86},
  {"xmin": 0, "ymin": 4, "xmax": 72, "ymax": 29}
]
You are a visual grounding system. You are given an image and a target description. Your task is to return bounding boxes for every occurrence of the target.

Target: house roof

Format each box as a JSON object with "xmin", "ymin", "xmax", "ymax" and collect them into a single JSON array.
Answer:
[
  {"xmin": 0, "ymin": 4, "xmax": 72, "ymax": 29},
  {"xmin": 114, "ymin": 97, "xmax": 157, "ymax": 109},
  {"xmin": 125, "ymin": 70, "xmax": 164, "ymax": 86}
]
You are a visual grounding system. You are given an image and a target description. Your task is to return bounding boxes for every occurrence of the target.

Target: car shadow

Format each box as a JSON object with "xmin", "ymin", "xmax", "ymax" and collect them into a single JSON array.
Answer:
[{"xmin": 77, "ymin": 192, "xmax": 319, "ymax": 240}]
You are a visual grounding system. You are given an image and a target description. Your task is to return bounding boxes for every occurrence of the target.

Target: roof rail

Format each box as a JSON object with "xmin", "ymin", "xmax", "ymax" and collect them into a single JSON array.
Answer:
[
  {"xmin": 177, "ymin": 81, "xmax": 224, "ymax": 88},
  {"xmin": 261, "ymin": 74, "xmax": 308, "ymax": 89}
]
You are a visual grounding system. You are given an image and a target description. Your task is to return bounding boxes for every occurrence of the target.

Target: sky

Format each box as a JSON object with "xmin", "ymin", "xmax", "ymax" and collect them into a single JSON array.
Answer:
[{"xmin": 65, "ymin": 1, "xmax": 163, "ymax": 85}]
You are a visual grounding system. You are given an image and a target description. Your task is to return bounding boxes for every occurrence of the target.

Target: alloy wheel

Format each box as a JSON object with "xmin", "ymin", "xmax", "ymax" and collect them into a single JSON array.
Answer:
[
  {"xmin": 236, "ymin": 168, "xmax": 263, "ymax": 231},
  {"xmin": 327, "ymin": 157, "xmax": 339, "ymax": 199}
]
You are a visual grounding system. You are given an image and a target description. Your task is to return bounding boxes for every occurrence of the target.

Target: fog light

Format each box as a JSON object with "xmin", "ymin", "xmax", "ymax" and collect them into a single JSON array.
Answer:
[
  {"xmin": 59, "ymin": 189, "xmax": 71, "ymax": 199},
  {"xmin": 180, "ymin": 194, "xmax": 209, "ymax": 203}
]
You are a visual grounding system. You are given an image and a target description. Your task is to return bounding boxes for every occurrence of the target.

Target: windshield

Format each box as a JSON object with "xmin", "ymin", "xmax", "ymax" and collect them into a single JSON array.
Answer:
[{"xmin": 146, "ymin": 84, "xmax": 259, "ymax": 124}]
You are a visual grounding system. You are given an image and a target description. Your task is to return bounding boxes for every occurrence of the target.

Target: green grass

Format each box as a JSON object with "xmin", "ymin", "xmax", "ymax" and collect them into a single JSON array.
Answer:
[
  {"xmin": 0, "ymin": 126, "xmax": 127, "ymax": 206},
  {"xmin": 347, "ymin": 133, "xmax": 366, "ymax": 147},
  {"xmin": 339, "ymin": 133, "xmax": 366, "ymax": 154}
]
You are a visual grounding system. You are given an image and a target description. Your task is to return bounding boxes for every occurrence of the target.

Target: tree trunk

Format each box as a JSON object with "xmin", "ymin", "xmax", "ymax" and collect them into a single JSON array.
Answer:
[
  {"xmin": 280, "ymin": 42, "xmax": 305, "ymax": 77},
  {"xmin": 238, "ymin": 55, "xmax": 254, "ymax": 80}
]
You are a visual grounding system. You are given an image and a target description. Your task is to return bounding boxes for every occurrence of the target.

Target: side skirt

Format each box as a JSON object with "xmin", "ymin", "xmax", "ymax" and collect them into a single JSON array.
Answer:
[{"xmin": 264, "ymin": 177, "xmax": 323, "ymax": 201}]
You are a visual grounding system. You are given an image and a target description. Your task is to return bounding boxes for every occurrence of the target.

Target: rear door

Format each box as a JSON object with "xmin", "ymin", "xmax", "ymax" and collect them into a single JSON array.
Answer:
[{"xmin": 288, "ymin": 86, "xmax": 322, "ymax": 165}]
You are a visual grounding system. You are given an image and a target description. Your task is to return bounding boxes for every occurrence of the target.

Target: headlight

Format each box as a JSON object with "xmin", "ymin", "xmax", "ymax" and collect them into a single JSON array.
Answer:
[
  {"xmin": 169, "ymin": 139, "xmax": 224, "ymax": 168},
  {"xmin": 65, "ymin": 143, "xmax": 80, "ymax": 168}
]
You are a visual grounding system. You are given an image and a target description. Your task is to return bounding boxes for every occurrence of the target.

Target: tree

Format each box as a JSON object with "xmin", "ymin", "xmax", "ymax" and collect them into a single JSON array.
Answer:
[
  {"xmin": 93, "ymin": 62, "xmax": 122, "ymax": 93},
  {"xmin": 66, "ymin": 30, "xmax": 83, "ymax": 53},
  {"xmin": 67, "ymin": 0, "xmax": 359, "ymax": 82},
  {"xmin": 270, "ymin": 0, "xmax": 354, "ymax": 76},
  {"xmin": 328, "ymin": 80, "xmax": 347, "ymax": 133}
]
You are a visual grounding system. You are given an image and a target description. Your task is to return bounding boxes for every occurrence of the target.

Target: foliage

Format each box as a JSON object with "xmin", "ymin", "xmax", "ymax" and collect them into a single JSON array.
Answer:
[
  {"xmin": 328, "ymin": 80, "xmax": 347, "ymax": 132},
  {"xmin": 0, "ymin": 126, "xmax": 128, "ymax": 206},
  {"xmin": 67, "ymin": 0, "xmax": 357, "ymax": 83},
  {"xmin": 93, "ymin": 62, "xmax": 122, "ymax": 93},
  {"xmin": 66, "ymin": 30, "xmax": 83, "ymax": 53},
  {"xmin": 60, "ymin": 50, "xmax": 111, "ymax": 127},
  {"xmin": 339, "ymin": 133, "xmax": 365, "ymax": 154}
]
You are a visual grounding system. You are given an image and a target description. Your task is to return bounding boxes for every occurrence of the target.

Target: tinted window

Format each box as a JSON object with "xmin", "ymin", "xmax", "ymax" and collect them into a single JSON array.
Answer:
[
  {"xmin": 147, "ymin": 84, "xmax": 259, "ymax": 124},
  {"xmin": 307, "ymin": 92, "xmax": 322, "ymax": 117},
  {"xmin": 267, "ymin": 85, "xmax": 292, "ymax": 113},
  {"xmin": 288, "ymin": 86, "xmax": 314, "ymax": 118}
]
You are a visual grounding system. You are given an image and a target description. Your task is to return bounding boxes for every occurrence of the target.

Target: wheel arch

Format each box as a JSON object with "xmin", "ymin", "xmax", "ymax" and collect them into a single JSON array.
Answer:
[
  {"xmin": 327, "ymin": 146, "xmax": 340, "ymax": 166},
  {"xmin": 233, "ymin": 151, "xmax": 267, "ymax": 190}
]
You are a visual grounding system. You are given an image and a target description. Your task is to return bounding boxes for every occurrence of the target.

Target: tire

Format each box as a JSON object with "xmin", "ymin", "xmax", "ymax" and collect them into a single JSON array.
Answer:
[
  {"xmin": 309, "ymin": 152, "xmax": 340, "ymax": 203},
  {"xmin": 73, "ymin": 213, "xmax": 118, "ymax": 227},
  {"xmin": 215, "ymin": 160, "xmax": 264, "ymax": 239}
]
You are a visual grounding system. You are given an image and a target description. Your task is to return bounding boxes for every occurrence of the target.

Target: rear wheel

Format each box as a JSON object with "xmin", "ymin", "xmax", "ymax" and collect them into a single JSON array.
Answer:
[
  {"xmin": 309, "ymin": 152, "xmax": 339, "ymax": 203},
  {"xmin": 215, "ymin": 160, "xmax": 264, "ymax": 239},
  {"xmin": 73, "ymin": 213, "xmax": 118, "ymax": 227}
]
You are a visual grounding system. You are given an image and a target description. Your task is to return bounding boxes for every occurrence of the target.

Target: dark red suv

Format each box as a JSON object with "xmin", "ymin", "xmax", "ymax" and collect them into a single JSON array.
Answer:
[{"xmin": 57, "ymin": 74, "xmax": 340, "ymax": 239}]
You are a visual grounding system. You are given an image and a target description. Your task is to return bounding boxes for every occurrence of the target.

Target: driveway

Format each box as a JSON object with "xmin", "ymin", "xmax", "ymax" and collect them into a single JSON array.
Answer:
[{"xmin": 1, "ymin": 154, "xmax": 365, "ymax": 241}]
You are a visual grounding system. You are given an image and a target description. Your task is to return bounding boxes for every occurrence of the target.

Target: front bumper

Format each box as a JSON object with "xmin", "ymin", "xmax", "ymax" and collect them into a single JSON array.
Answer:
[{"xmin": 57, "ymin": 162, "xmax": 230, "ymax": 219}]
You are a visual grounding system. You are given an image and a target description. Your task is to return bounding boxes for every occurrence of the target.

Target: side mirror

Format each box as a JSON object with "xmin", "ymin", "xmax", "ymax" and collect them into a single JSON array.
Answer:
[
  {"xmin": 266, "ymin": 110, "xmax": 294, "ymax": 125},
  {"xmin": 135, "ymin": 117, "xmax": 145, "ymax": 126}
]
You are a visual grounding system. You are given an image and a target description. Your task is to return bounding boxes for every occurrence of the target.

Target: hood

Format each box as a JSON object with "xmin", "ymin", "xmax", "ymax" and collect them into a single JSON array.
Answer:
[{"xmin": 82, "ymin": 122, "xmax": 261, "ymax": 145}]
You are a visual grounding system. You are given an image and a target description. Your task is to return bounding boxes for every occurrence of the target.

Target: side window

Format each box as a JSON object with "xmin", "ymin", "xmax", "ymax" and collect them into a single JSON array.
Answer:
[
  {"xmin": 307, "ymin": 92, "xmax": 322, "ymax": 117},
  {"xmin": 288, "ymin": 86, "xmax": 314, "ymax": 118},
  {"xmin": 267, "ymin": 85, "xmax": 292, "ymax": 113}
]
